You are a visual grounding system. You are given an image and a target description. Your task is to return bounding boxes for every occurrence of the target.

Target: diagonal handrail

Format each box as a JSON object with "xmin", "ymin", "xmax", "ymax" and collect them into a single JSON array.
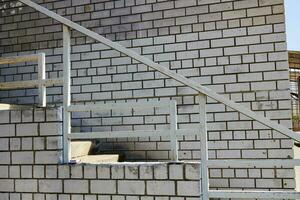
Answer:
[{"xmin": 19, "ymin": 0, "xmax": 300, "ymax": 141}]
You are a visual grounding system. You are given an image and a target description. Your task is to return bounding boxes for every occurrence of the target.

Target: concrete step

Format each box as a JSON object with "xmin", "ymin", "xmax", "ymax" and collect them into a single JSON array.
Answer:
[
  {"xmin": 0, "ymin": 103, "xmax": 32, "ymax": 110},
  {"xmin": 73, "ymin": 154, "xmax": 119, "ymax": 164},
  {"xmin": 71, "ymin": 141, "xmax": 119, "ymax": 163},
  {"xmin": 71, "ymin": 141, "xmax": 92, "ymax": 158}
]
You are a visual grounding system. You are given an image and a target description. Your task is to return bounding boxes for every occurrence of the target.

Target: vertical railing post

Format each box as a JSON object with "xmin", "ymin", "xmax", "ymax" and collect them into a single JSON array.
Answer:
[
  {"xmin": 37, "ymin": 53, "xmax": 46, "ymax": 107},
  {"xmin": 170, "ymin": 100, "xmax": 178, "ymax": 161},
  {"xmin": 198, "ymin": 94, "xmax": 209, "ymax": 200},
  {"xmin": 63, "ymin": 25, "xmax": 71, "ymax": 163}
]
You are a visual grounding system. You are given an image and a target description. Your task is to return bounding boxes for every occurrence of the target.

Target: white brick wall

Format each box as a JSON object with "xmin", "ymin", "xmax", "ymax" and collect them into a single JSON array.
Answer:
[{"xmin": 0, "ymin": 0, "xmax": 294, "ymax": 193}]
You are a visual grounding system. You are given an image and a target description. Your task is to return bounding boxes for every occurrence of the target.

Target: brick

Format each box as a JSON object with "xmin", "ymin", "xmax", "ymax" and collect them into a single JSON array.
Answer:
[
  {"xmin": 125, "ymin": 166, "xmax": 139, "ymax": 179},
  {"xmin": 16, "ymin": 123, "xmax": 38, "ymax": 136},
  {"xmin": 262, "ymin": 33, "xmax": 285, "ymax": 43},
  {"xmin": 248, "ymin": 25, "xmax": 273, "ymax": 35},
  {"xmin": 0, "ymin": 179, "xmax": 14, "ymax": 192},
  {"xmin": 0, "ymin": 111, "xmax": 9, "ymax": 123},
  {"xmin": 154, "ymin": 164, "xmax": 168, "ymax": 179},
  {"xmin": 121, "ymin": 15, "xmax": 141, "ymax": 24},
  {"xmin": 200, "ymin": 48, "xmax": 223, "ymax": 57},
  {"xmin": 210, "ymin": 2, "xmax": 233, "ymax": 12},
  {"xmin": 139, "ymin": 165, "xmax": 153, "ymax": 179},
  {"xmin": 230, "ymin": 179, "xmax": 255, "ymax": 188},
  {"xmin": 154, "ymin": 35, "xmax": 175, "ymax": 44},
  {"xmin": 247, "ymin": 7, "xmax": 272, "ymax": 17},
  {"xmin": 198, "ymin": 13, "xmax": 222, "ymax": 22},
  {"xmin": 169, "ymin": 164, "xmax": 183, "ymax": 179},
  {"xmin": 199, "ymin": 30, "xmax": 222, "ymax": 40},
  {"xmin": 249, "ymin": 43, "xmax": 274, "ymax": 53},
  {"xmin": 111, "ymin": 165, "xmax": 124, "ymax": 179},
  {"xmin": 224, "ymin": 46, "xmax": 248, "ymax": 55},
  {"xmin": 0, "ymin": 124, "xmax": 15, "ymax": 137},
  {"xmin": 91, "ymin": 180, "xmax": 116, "ymax": 194},
  {"xmin": 185, "ymin": 164, "xmax": 200, "ymax": 180},
  {"xmin": 142, "ymin": 11, "xmax": 162, "ymax": 21},
  {"xmin": 0, "ymin": 138, "xmax": 9, "ymax": 150},
  {"xmin": 154, "ymin": 53, "xmax": 175, "ymax": 62},
  {"xmin": 223, "ymin": 28, "xmax": 247, "ymax": 37},
  {"xmin": 12, "ymin": 152, "xmax": 33, "ymax": 164},
  {"xmin": 242, "ymin": 149, "xmax": 267, "ymax": 158},
  {"xmin": 132, "ymin": 5, "xmax": 152, "ymax": 14},
  {"xmin": 64, "ymin": 180, "xmax": 89, "ymax": 193},
  {"xmin": 39, "ymin": 180, "xmax": 62, "ymax": 193},
  {"xmin": 211, "ymin": 38, "xmax": 234, "ymax": 48},
  {"xmin": 15, "ymin": 180, "xmax": 37, "ymax": 192},
  {"xmin": 177, "ymin": 50, "xmax": 199, "ymax": 60},
  {"xmin": 175, "ymin": 0, "xmax": 196, "ymax": 8},
  {"xmin": 176, "ymin": 16, "xmax": 197, "ymax": 25},
  {"xmin": 223, "ymin": 10, "xmax": 246, "ymax": 19},
  {"xmin": 236, "ymin": 35, "xmax": 260, "ymax": 45},
  {"xmin": 35, "ymin": 151, "xmax": 60, "ymax": 164},
  {"xmin": 164, "ymin": 8, "xmax": 185, "ymax": 18},
  {"xmin": 0, "ymin": 166, "xmax": 8, "ymax": 178},
  {"xmin": 256, "ymin": 179, "xmax": 282, "ymax": 188},
  {"xmin": 118, "ymin": 180, "xmax": 145, "ymax": 195},
  {"xmin": 111, "ymin": 7, "xmax": 130, "ymax": 17},
  {"xmin": 40, "ymin": 123, "xmax": 62, "ymax": 136},
  {"xmin": 153, "ymin": 1, "xmax": 174, "ymax": 11},
  {"xmin": 177, "ymin": 181, "xmax": 200, "ymax": 196},
  {"xmin": 234, "ymin": 0, "xmax": 258, "ymax": 9},
  {"xmin": 147, "ymin": 181, "xmax": 175, "ymax": 195},
  {"xmin": 187, "ymin": 41, "xmax": 210, "ymax": 50},
  {"xmin": 84, "ymin": 165, "xmax": 97, "ymax": 179}
]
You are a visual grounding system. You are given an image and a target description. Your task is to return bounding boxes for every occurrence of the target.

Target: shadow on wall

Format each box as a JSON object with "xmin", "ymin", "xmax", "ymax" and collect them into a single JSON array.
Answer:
[{"xmin": 91, "ymin": 139, "xmax": 146, "ymax": 161}]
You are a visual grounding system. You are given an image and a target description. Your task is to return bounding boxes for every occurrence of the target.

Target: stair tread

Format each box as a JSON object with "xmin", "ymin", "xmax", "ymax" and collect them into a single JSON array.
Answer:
[{"xmin": 73, "ymin": 154, "xmax": 119, "ymax": 164}]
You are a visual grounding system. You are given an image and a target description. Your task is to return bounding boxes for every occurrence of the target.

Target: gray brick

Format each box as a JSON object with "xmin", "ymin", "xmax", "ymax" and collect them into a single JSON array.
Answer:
[
  {"xmin": 0, "ymin": 179, "xmax": 14, "ymax": 192},
  {"xmin": 147, "ymin": 181, "xmax": 175, "ymax": 195},
  {"xmin": 118, "ymin": 180, "xmax": 145, "ymax": 195},
  {"xmin": 64, "ymin": 180, "xmax": 89, "ymax": 193},
  {"xmin": 15, "ymin": 180, "xmax": 37, "ymax": 192},
  {"xmin": 0, "ymin": 124, "xmax": 15, "ymax": 137},
  {"xmin": 39, "ymin": 180, "xmax": 62, "ymax": 193},
  {"xmin": 91, "ymin": 180, "xmax": 116, "ymax": 194},
  {"xmin": 12, "ymin": 152, "xmax": 34, "ymax": 164}
]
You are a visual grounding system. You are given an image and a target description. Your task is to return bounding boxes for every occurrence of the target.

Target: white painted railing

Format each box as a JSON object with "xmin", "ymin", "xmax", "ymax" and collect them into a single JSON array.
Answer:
[
  {"xmin": 67, "ymin": 100, "xmax": 180, "ymax": 161},
  {"xmin": 16, "ymin": 0, "xmax": 300, "ymax": 199},
  {"xmin": 0, "ymin": 53, "xmax": 63, "ymax": 106}
]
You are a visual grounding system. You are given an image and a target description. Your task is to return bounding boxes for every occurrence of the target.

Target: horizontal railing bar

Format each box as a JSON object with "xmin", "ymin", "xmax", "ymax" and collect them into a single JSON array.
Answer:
[
  {"xmin": 208, "ymin": 159, "xmax": 300, "ymax": 168},
  {"xmin": 19, "ymin": 0, "xmax": 300, "ymax": 142},
  {"xmin": 209, "ymin": 190, "xmax": 300, "ymax": 199},
  {"xmin": 69, "ymin": 130, "xmax": 169, "ymax": 139},
  {"xmin": 0, "ymin": 78, "xmax": 63, "ymax": 90},
  {"xmin": 66, "ymin": 101, "xmax": 176, "ymax": 112},
  {"xmin": 69, "ymin": 129, "xmax": 199, "ymax": 140},
  {"xmin": 0, "ymin": 53, "xmax": 41, "ymax": 65}
]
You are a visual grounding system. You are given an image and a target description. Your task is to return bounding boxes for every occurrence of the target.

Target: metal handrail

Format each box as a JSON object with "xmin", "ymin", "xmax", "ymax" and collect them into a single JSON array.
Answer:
[
  {"xmin": 19, "ymin": 0, "xmax": 300, "ymax": 142},
  {"xmin": 0, "ymin": 53, "xmax": 63, "ymax": 106}
]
